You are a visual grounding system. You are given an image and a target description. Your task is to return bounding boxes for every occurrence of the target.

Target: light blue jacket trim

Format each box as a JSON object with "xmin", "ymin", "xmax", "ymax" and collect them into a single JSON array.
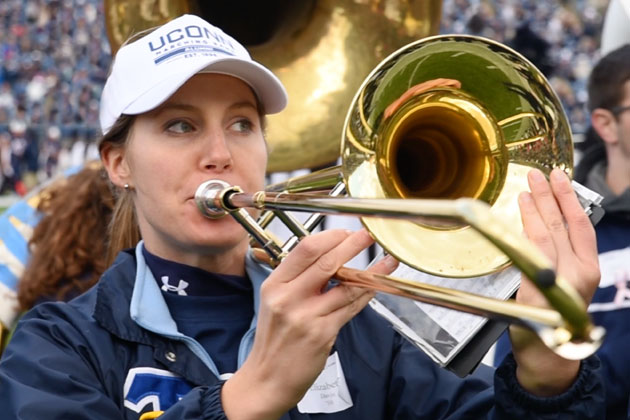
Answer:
[
  {"xmin": 129, "ymin": 241, "xmax": 269, "ymax": 377},
  {"xmin": 238, "ymin": 253, "xmax": 269, "ymax": 365}
]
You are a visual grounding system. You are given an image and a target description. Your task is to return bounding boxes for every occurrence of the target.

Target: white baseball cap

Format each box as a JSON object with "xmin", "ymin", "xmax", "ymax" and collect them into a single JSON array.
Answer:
[{"xmin": 99, "ymin": 14, "xmax": 288, "ymax": 135}]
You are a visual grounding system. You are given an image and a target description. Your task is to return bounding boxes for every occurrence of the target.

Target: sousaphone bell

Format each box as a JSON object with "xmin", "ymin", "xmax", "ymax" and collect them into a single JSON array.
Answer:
[{"xmin": 103, "ymin": 0, "xmax": 443, "ymax": 172}]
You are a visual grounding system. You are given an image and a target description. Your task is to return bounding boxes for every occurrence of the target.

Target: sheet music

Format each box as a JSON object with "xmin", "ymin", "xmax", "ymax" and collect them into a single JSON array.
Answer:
[
  {"xmin": 370, "ymin": 262, "xmax": 520, "ymax": 365},
  {"xmin": 396, "ymin": 263, "xmax": 519, "ymax": 340}
]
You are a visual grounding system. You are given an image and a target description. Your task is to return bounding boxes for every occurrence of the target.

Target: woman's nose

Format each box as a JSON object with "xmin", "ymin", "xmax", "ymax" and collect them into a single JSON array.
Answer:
[{"xmin": 202, "ymin": 131, "xmax": 233, "ymax": 172}]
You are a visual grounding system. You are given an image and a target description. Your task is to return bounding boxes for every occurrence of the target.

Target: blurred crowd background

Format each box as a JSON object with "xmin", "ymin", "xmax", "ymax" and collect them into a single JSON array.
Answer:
[{"xmin": 0, "ymin": 0, "xmax": 612, "ymax": 198}]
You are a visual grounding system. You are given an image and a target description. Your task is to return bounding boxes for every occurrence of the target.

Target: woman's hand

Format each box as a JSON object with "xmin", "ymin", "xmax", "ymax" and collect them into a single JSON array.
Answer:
[
  {"xmin": 222, "ymin": 229, "xmax": 398, "ymax": 420},
  {"xmin": 511, "ymin": 168, "xmax": 600, "ymax": 396}
]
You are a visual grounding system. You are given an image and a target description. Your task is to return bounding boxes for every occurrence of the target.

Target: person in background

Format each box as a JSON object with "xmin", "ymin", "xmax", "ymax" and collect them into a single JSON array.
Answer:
[
  {"xmin": 7, "ymin": 119, "xmax": 28, "ymax": 195},
  {"xmin": 574, "ymin": 43, "xmax": 630, "ymax": 418},
  {"xmin": 0, "ymin": 161, "xmax": 114, "ymax": 356},
  {"xmin": 0, "ymin": 131, "xmax": 14, "ymax": 193},
  {"xmin": 17, "ymin": 161, "xmax": 114, "ymax": 311},
  {"xmin": 0, "ymin": 15, "xmax": 604, "ymax": 419},
  {"xmin": 495, "ymin": 43, "xmax": 630, "ymax": 419},
  {"xmin": 39, "ymin": 125, "xmax": 62, "ymax": 179}
]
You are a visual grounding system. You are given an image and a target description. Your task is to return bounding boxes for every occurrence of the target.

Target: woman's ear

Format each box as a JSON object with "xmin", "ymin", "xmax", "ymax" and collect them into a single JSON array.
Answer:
[
  {"xmin": 100, "ymin": 143, "xmax": 131, "ymax": 189},
  {"xmin": 591, "ymin": 108, "xmax": 618, "ymax": 146}
]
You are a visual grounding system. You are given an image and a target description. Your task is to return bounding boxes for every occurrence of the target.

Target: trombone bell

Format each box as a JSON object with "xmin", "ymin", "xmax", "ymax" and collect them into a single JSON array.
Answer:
[
  {"xmin": 343, "ymin": 35, "xmax": 573, "ymax": 278},
  {"xmin": 377, "ymin": 88, "xmax": 507, "ymax": 221}
]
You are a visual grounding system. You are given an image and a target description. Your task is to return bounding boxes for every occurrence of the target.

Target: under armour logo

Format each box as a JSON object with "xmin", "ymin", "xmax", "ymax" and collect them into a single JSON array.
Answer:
[{"xmin": 161, "ymin": 276, "xmax": 189, "ymax": 296}]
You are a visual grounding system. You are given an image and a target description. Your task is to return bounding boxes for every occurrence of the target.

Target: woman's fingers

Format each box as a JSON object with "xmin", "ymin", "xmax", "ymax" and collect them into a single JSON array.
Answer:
[
  {"xmin": 518, "ymin": 168, "xmax": 600, "ymax": 305},
  {"xmin": 524, "ymin": 169, "xmax": 569, "ymax": 263},
  {"xmin": 511, "ymin": 169, "xmax": 599, "ymax": 395},
  {"xmin": 283, "ymin": 229, "xmax": 375, "ymax": 293},
  {"xmin": 367, "ymin": 254, "xmax": 400, "ymax": 275},
  {"xmin": 308, "ymin": 283, "xmax": 375, "ymax": 319},
  {"xmin": 261, "ymin": 229, "xmax": 377, "ymax": 322},
  {"xmin": 325, "ymin": 285, "xmax": 377, "ymax": 331},
  {"xmin": 548, "ymin": 169, "xmax": 598, "ymax": 262},
  {"xmin": 519, "ymin": 191, "xmax": 556, "ymax": 265},
  {"xmin": 269, "ymin": 229, "xmax": 353, "ymax": 284},
  {"xmin": 308, "ymin": 254, "xmax": 399, "ymax": 320}
]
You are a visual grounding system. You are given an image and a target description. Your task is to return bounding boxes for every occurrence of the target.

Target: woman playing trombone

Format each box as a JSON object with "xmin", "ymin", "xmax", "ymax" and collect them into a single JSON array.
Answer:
[{"xmin": 0, "ymin": 14, "xmax": 604, "ymax": 419}]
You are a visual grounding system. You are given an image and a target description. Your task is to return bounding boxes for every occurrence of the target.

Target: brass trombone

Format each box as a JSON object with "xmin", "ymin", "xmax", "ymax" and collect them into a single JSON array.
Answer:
[{"xmin": 195, "ymin": 35, "xmax": 605, "ymax": 360}]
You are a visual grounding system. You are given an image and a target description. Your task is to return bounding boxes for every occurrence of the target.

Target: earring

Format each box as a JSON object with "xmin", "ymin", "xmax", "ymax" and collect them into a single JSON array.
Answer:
[{"xmin": 124, "ymin": 183, "xmax": 130, "ymax": 190}]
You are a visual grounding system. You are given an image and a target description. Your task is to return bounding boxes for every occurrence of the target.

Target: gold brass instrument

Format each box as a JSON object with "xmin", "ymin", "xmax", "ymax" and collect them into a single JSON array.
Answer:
[
  {"xmin": 195, "ymin": 35, "xmax": 605, "ymax": 360},
  {"xmin": 103, "ymin": 0, "xmax": 442, "ymax": 172}
]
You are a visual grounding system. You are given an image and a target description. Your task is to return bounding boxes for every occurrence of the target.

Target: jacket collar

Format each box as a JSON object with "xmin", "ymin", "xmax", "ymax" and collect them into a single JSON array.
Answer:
[
  {"xmin": 93, "ymin": 242, "xmax": 271, "ymax": 377},
  {"xmin": 93, "ymin": 248, "xmax": 151, "ymax": 344},
  {"xmin": 584, "ymin": 160, "xmax": 630, "ymax": 215}
]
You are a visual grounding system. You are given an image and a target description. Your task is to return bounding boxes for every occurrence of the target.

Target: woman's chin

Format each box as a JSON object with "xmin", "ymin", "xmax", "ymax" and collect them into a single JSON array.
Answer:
[{"xmin": 190, "ymin": 224, "xmax": 248, "ymax": 249}]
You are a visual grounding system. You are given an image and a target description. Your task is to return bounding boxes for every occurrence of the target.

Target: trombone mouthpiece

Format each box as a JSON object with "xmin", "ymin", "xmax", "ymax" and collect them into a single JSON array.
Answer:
[{"xmin": 194, "ymin": 179, "xmax": 231, "ymax": 219}]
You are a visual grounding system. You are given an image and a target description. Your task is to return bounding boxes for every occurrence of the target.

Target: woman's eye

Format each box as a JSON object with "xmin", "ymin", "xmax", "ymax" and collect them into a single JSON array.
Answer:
[
  {"xmin": 166, "ymin": 120, "xmax": 194, "ymax": 134},
  {"xmin": 231, "ymin": 119, "xmax": 254, "ymax": 133}
]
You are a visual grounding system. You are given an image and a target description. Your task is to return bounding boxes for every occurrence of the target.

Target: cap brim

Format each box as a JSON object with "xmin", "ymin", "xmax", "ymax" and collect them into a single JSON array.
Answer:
[{"xmin": 123, "ymin": 57, "xmax": 288, "ymax": 116}]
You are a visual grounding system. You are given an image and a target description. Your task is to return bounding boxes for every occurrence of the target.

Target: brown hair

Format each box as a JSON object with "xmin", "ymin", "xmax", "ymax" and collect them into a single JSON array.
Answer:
[
  {"xmin": 98, "ymin": 115, "xmax": 142, "ymax": 267},
  {"xmin": 17, "ymin": 163, "xmax": 115, "ymax": 311},
  {"xmin": 588, "ymin": 45, "xmax": 630, "ymax": 113},
  {"xmin": 95, "ymin": 28, "xmax": 157, "ymax": 267}
]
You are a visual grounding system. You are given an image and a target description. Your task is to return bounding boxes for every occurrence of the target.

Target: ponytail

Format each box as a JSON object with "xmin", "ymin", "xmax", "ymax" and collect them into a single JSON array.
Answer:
[
  {"xmin": 106, "ymin": 189, "xmax": 140, "ymax": 266},
  {"xmin": 98, "ymin": 114, "xmax": 141, "ymax": 266}
]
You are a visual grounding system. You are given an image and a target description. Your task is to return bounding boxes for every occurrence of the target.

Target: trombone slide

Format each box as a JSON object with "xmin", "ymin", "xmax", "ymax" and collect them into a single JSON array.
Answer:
[{"xmin": 195, "ymin": 180, "xmax": 605, "ymax": 360}]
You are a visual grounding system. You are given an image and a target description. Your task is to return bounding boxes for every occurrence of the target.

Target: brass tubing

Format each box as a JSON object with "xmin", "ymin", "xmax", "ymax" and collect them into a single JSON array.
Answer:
[
  {"xmin": 265, "ymin": 166, "xmax": 344, "ymax": 193},
  {"xmin": 250, "ymin": 248, "xmax": 603, "ymax": 360},
  {"xmin": 196, "ymin": 180, "xmax": 604, "ymax": 359},
  {"xmin": 222, "ymin": 189, "xmax": 599, "ymax": 349},
  {"xmin": 336, "ymin": 267, "xmax": 563, "ymax": 327},
  {"xmin": 251, "ymin": 247, "xmax": 562, "ymax": 328}
]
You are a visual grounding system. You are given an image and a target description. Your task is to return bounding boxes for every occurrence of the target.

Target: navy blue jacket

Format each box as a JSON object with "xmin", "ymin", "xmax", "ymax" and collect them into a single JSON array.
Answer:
[{"xmin": 0, "ymin": 245, "xmax": 605, "ymax": 419}]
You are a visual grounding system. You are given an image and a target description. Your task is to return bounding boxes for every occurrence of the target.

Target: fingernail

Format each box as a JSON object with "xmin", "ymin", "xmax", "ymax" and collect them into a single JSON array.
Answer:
[
  {"xmin": 551, "ymin": 168, "xmax": 568, "ymax": 182},
  {"xmin": 382, "ymin": 254, "xmax": 399, "ymax": 270},
  {"xmin": 357, "ymin": 229, "xmax": 373, "ymax": 242}
]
